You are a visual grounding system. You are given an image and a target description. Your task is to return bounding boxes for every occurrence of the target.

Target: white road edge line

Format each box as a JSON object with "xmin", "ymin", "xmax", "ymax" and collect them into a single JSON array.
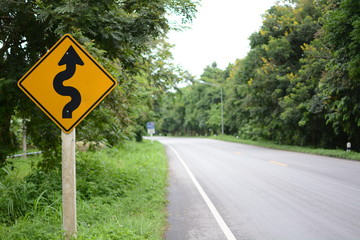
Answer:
[{"xmin": 167, "ymin": 144, "xmax": 237, "ymax": 240}]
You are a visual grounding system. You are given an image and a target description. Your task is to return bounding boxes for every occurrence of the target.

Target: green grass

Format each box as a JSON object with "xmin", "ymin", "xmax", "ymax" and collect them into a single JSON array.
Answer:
[
  {"xmin": 8, "ymin": 156, "xmax": 38, "ymax": 179},
  {"xmin": 209, "ymin": 135, "xmax": 360, "ymax": 161},
  {"xmin": 0, "ymin": 140, "xmax": 168, "ymax": 239}
]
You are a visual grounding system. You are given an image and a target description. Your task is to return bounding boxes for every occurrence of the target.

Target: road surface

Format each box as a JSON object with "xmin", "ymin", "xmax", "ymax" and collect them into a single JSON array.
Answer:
[{"xmin": 154, "ymin": 137, "xmax": 360, "ymax": 240}]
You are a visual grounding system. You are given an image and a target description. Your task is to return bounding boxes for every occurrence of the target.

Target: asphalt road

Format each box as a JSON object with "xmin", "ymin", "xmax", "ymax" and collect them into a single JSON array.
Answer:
[{"xmin": 154, "ymin": 137, "xmax": 360, "ymax": 240}]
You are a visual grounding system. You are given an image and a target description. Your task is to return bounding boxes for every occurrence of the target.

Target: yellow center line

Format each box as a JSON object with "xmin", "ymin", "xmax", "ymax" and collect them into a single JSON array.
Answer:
[{"xmin": 271, "ymin": 161, "xmax": 288, "ymax": 167}]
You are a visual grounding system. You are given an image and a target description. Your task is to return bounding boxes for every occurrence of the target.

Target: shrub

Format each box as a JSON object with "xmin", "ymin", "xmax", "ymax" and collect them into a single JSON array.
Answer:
[{"xmin": 76, "ymin": 151, "xmax": 138, "ymax": 200}]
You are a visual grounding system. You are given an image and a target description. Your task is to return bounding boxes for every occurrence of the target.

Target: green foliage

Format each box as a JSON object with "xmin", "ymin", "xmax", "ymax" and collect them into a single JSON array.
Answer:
[
  {"xmin": 76, "ymin": 151, "xmax": 138, "ymax": 200},
  {"xmin": 129, "ymin": 39, "xmax": 193, "ymax": 139},
  {"xmin": 0, "ymin": 165, "xmax": 62, "ymax": 225},
  {"xmin": 206, "ymin": 104, "xmax": 222, "ymax": 130},
  {"xmin": 319, "ymin": 0, "xmax": 360, "ymax": 147},
  {"xmin": 232, "ymin": 0, "xmax": 323, "ymax": 143},
  {"xmin": 0, "ymin": 0, "xmax": 198, "ymax": 168},
  {"xmin": 76, "ymin": 226, "xmax": 142, "ymax": 240},
  {"xmin": 0, "ymin": 140, "xmax": 168, "ymax": 239},
  {"xmin": 157, "ymin": 0, "xmax": 360, "ymax": 151},
  {"xmin": 158, "ymin": 63, "xmax": 225, "ymax": 135}
]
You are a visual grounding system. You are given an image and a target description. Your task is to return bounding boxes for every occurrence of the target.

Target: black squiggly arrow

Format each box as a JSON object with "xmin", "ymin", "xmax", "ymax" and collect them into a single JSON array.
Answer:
[{"xmin": 53, "ymin": 45, "xmax": 83, "ymax": 118}]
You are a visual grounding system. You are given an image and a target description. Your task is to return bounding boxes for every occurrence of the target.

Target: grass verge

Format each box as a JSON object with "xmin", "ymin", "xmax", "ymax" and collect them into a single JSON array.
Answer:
[
  {"xmin": 210, "ymin": 135, "xmax": 360, "ymax": 161},
  {"xmin": 0, "ymin": 140, "xmax": 168, "ymax": 239}
]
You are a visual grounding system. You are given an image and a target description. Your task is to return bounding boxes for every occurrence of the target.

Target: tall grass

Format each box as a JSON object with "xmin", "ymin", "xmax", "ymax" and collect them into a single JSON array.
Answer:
[{"xmin": 0, "ymin": 140, "xmax": 168, "ymax": 239}]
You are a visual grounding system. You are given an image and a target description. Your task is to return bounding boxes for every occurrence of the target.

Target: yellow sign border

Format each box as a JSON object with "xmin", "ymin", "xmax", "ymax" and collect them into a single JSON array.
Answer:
[{"xmin": 18, "ymin": 34, "xmax": 117, "ymax": 133}]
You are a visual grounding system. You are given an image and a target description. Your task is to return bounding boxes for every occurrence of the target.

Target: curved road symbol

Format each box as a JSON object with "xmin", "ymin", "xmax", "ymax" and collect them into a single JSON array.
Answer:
[{"xmin": 53, "ymin": 45, "xmax": 83, "ymax": 118}]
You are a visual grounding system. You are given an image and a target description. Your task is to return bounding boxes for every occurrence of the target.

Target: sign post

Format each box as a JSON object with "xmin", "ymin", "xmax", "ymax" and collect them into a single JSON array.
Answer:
[
  {"xmin": 61, "ymin": 129, "xmax": 77, "ymax": 239},
  {"xmin": 147, "ymin": 122, "xmax": 155, "ymax": 143},
  {"xmin": 18, "ymin": 34, "xmax": 117, "ymax": 239}
]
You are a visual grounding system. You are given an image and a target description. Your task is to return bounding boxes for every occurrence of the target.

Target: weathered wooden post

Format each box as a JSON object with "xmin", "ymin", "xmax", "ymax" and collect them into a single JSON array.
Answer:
[{"xmin": 62, "ymin": 129, "xmax": 77, "ymax": 239}]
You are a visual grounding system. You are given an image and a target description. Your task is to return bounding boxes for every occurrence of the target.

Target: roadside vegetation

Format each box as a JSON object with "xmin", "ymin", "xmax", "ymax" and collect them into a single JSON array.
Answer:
[
  {"xmin": 0, "ymin": 140, "xmax": 168, "ymax": 240},
  {"xmin": 210, "ymin": 135, "xmax": 360, "ymax": 161},
  {"xmin": 157, "ymin": 0, "xmax": 360, "ymax": 153},
  {"xmin": 2, "ymin": 0, "xmax": 360, "ymax": 237},
  {"xmin": 0, "ymin": 0, "xmax": 198, "ymax": 167},
  {"xmin": 0, "ymin": 1, "xmax": 197, "ymax": 237}
]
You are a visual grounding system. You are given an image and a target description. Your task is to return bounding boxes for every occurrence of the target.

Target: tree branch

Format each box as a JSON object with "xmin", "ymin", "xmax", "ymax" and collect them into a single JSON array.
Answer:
[{"xmin": 0, "ymin": 16, "xmax": 13, "ymax": 21}]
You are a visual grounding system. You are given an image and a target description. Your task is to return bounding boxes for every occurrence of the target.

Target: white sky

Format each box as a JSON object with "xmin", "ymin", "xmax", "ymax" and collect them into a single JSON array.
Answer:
[{"xmin": 167, "ymin": 0, "xmax": 279, "ymax": 78}]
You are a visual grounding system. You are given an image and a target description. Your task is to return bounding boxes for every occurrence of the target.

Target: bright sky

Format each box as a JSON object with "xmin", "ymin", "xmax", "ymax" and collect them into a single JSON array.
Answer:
[{"xmin": 167, "ymin": 0, "xmax": 279, "ymax": 78}]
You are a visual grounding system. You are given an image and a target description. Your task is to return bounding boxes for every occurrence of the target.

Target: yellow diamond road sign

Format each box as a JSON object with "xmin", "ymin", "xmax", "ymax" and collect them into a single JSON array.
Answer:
[{"xmin": 18, "ymin": 34, "xmax": 117, "ymax": 133}]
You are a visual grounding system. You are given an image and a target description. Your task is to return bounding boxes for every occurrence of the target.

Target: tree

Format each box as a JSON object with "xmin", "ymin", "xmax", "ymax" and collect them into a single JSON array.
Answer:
[
  {"xmin": 320, "ymin": 0, "xmax": 360, "ymax": 148},
  {"xmin": 225, "ymin": 0, "xmax": 324, "ymax": 143},
  {"xmin": 159, "ymin": 92, "xmax": 186, "ymax": 135},
  {"xmin": 278, "ymin": 39, "xmax": 341, "ymax": 147},
  {"xmin": 157, "ymin": 0, "xmax": 360, "ymax": 151},
  {"xmin": 158, "ymin": 63, "xmax": 225, "ymax": 135},
  {"xmin": 0, "ymin": 0, "xmax": 198, "ymax": 167}
]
